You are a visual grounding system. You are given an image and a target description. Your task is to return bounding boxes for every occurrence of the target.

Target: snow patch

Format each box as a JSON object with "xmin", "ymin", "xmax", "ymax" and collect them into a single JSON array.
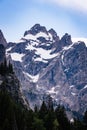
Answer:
[
  {"xmin": 83, "ymin": 85, "xmax": 87, "ymax": 89},
  {"xmin": 24, "ymin": 34, "xmax": 37, "ymax": 41},
  {"xmin": 34, "ymin": 57, "xmax": 48, "ymax": 63},
  {"xmin": 26, "ymin": 43, "xmax": 58, "ymax": 60},
  {"xmin": 70, "ymin": 118, "xmax": 74, "ymax": 123},
  {"xmin": 63, "ymin": 44, "xmax": 74, "ymax": 51},
  {"xmin": 47, "ymin": 87, "xmax": 58, "ymax": 94},
  {"xmin": 15, "ymin": 39, "xmax": 25, "ymax": 43},
  {"xmin": 70, "ymin": 85, "xmax": 75, "ymax": 88},
  {"xmin": 10, "ymin": 53, "xmax": 25, "ymax": 62},
  {"xmin": 23, "ymin": 71, "xmax": 39, "ymax": 83},
  {"xmin": 26, "ymin": 43, "xmax": 35, "ymax": 51},
  {"xmin": 6, "ymin": 47, "xmax": 13, "ymax": 52},
  {"xmin": 31, "ymin": 41, "xmax": 39, "ymax": 46},
  {"xmin": 35, "ymin": 48, "xmax": 58, "ymax": 59},
  {"xmin": 61, "ymin": 51, "xmax": 65, "ymax": 65},
  {"xmin": 64, "ymin": 68, "xmax": 69, "ymax": 72},
  {"xmin": 24, "ymin": 32, "xmax": 50, "ymax": 41},
  {"xmin": 6, "ymin": 47, "xmax": 13, "ymax": 56},
  {"xmin": 71, "ymin": 92, "xmax": 76, "ymax": 96}
]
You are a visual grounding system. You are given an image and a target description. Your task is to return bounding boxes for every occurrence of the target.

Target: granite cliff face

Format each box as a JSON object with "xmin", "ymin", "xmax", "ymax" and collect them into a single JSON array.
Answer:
[
  {"xmin": 0, "ymin": 30, "xmax": 7, "ymax": 47},
  {"xmin": 0, "ymin": 30, "xmax": 7, "ymax": 62},
  {"xmin": 6, "ymin": 24, "xmax": 87, "ymax": 118}
]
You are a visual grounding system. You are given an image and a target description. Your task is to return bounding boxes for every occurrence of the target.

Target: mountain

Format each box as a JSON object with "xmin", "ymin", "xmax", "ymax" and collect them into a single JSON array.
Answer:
[{"xmin": 6, "ymin": 24, "xmax": 87, "ymax": 119}]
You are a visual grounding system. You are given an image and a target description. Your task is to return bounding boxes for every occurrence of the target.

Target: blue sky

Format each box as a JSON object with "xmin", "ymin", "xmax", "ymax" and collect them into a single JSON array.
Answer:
[{"xmin": 0, "ymin": 0, "xmax": 87, "ymax": 42}]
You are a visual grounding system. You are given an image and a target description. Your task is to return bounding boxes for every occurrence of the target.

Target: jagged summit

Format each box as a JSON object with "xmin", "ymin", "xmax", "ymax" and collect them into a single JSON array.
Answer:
[
  {"xmin": 6, "ymin": 24, "xmax": 87, "ymax": 119},
  {"xmin": 23, "ymin": 24, "xmax": 60, "ymax": 44},
  {"xmin": 17, "ymin": 24, "xmax": 60, "ymax": 52},
  {"xmin": 48, "ymin": 28, "xmax": 59, "ymax": 41},
  {"xmin": 24, "ymin": 24, "xmax": 48, "ymax": 36},
  {"xmin": 61, "ymin": 33, "xmax": 72, "ymax": 46},
  {"xmin": 0, "ymin": 30, "xmax": 7, "ymax": 47}
]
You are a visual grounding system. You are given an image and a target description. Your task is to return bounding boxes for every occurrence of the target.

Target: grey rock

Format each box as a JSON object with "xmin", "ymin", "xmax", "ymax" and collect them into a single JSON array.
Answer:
[
  {"xmin": 0, "ymin": 30, "xmax": 7, "ymax": 47},
  {"xmin": 6, "ymin": 24, "xmax": 87, "ymax": 119}
]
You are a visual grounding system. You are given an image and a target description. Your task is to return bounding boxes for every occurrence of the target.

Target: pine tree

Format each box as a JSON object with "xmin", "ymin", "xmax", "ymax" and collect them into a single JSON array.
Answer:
[
  {"xmin": 32, "ymin": 117, "xmax": 46, "ymax": 130},
  {"xmin": 44, "ymin": 111, "xmax": 56, "ymax": 130},
  {"xmin": 55, "ymin": 105, "xmax": 71, "ymax": 130},
  {"xmin": 39, "ymin": 101, "xmax": 48, "ymax": 119}
]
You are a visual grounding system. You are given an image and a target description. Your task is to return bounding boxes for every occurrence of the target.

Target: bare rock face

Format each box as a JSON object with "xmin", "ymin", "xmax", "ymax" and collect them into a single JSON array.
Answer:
[
  {"xmin": 24, "ymin": 24, "xmax": 48, "ymax": 36},
  {"xmin": 0, "ymin": 30, "xmax": 7, "ymax": 47},
  {"xmin": 0, "ymin": 30, "xmax": 7, "ymax": 63},
  {"xmin": 6, "ymin": 24, "xmax": 87, "ymax": 118},
  {"xmin": 37, "ymin": 41, "xmax": 87, "ymax": 116}
]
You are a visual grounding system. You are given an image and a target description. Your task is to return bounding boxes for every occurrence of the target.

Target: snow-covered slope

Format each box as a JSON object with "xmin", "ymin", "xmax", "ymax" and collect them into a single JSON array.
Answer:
[{"xmin": 6, "ymin": 24, "xmax": 87, "ymax": 119}]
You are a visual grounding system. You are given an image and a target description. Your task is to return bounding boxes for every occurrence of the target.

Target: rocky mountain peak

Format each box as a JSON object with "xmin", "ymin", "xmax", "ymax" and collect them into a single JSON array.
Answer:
[
  {"xmin": 60, "ymin": 33, "xmax": 72, "ymax": 46},
  {"xmin": 48, "ymin": 28, "xmax": 59, "ymax": 41},
  {"xmin": 0, "ymin": 30, "xmax": 7, "ymax": 47},
  {"xmin": 6, "ymin": 24, "xmax": 87, "ymax": 118},
  {"xmin": 24, "ymin": 24, "xmax": 48, "ymax": 36}
]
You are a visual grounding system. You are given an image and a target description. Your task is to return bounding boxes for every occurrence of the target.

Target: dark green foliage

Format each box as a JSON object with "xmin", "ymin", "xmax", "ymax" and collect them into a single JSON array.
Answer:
[
  {"xmin": 44, "ymin": 111, "xmax": 56, "ymax": 130},
  {"xmin": 39, "ymin": 101, "xmax": 48, "ymax": 119},
  {"xmin": 0, "ymin": 90, "xmax": 87, "ymax": 130},
  {"xmin": 32, "ymin": 117, "xmax": 46, "ymax": 130},
  {"xmin": 71, "ymin": 118, "xmax": 86, "ymax": 130},
  {"xmin": 55, "ymin": 105, "xmax": 71, "ymax": 130},
  {"xmin": 0, "ymin": 91, "xmax": 18, "ymax": 130},
  {"xmin": 0, "ymin": 59, "xmax": 14, "ymax": 76}
]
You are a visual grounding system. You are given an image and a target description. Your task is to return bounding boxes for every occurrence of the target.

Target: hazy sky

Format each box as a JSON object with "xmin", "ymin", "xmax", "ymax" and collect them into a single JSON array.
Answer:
[{"xmin": 0, "ymin": 0, "xmax": 87, "ymax": 42}]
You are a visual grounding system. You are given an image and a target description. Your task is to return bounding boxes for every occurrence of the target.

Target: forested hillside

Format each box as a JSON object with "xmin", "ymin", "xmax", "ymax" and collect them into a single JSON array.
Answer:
[{"xmin": 0, "ymin": 90, "xmax": 87, "ymax": 130}]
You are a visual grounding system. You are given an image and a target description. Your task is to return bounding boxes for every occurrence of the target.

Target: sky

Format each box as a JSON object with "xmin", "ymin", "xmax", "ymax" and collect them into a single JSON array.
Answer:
[{"xmin": 0, "ymin": 0, "xmax": 87, "ymax": 42}]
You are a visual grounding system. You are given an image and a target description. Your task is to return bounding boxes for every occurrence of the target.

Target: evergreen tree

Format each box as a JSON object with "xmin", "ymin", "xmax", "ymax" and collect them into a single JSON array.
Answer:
[
  {"xmin": 44, "ymin": 111, "xmax": 56, "ymax": 130},
  {"xmin": 53, "ymin": 118, "xmax": 60, "ymax": 130},
  {"xmin": 0, "ymin": 59, "xmax": 14, "ymax": 76},
  {"xmin": 32, "ymin": 117, "xmax": 46, "ymax": 130},
  {"xmin": 39, "ymin": 101, "xmax": 48, "ymax": 119},
  {"xmin": 27, "ymin": 110, "xmax": 34, "ymax": 130},
  {"xmin": 2, "ymin": 118, "xmax": 10, "ymax": 130},
  {"xmin": 55, "ymin": 105, "xmax": 71, "ymax": 130},
  {"xmin": 73, "ymin": 118, "xmax": 86, "ymax": 130}
]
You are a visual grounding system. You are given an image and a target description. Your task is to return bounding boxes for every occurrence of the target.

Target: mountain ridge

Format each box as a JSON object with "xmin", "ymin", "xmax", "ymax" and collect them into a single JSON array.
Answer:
[{"xmin": 2, "ymin": 24, "xmax": 87, "ymax": 119}]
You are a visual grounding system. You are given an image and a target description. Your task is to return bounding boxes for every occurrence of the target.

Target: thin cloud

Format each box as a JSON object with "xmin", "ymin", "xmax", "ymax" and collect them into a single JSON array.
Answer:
[{"xmin": 38, "ymin": 0, "xmax": 87, "ymax": 14}]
